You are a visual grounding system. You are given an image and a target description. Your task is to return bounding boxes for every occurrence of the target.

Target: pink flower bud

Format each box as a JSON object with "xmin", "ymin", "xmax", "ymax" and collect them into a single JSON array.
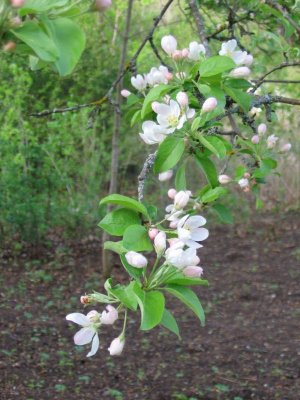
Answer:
[
  {"xmin": 100, "ymin": 305, "xmax": 118, "ymax": 325},
  {"xmin": 174, "ymin": 190, "xmax": 190, "ymax": 209},
  {"xmin": 165, "ymin": 72, "xmax": 173, "ymax": 81},
  {"xmin": 218, "ymin": 174, "xmax": 231, "ymax": 184},
  {"xmin": 87, "ymin": 310, "xmax": 100, "ymax": 323},
  {"xmin": 176, "ymin": 91, "xmax": 189, "ymax": 107},
  {"xmin": 161, "ymin": 35, "xmax": 177, "ymax": 56},
  {"xmin": 80, "ymin": 295, "xmax": 90, "ymax": 305},
  {"xmin": 151, "ymin": 101, "xmax": 160, "ymax": 113},
  {"xmin": 159, "ymin": 170, "xmax": 173, "ymax": 181},
  {"xmin": 238, "ymin": 178, "xmax": 249, "ymax": 189},
  {"xmin": 257, "ymin": 123, "xmax": 267, "ymax": 135},
  {"xmin": 201, "ymin": 97, "xmax": 218, "ymax": 113},
  {"xmin": 244, "ymin": 54, "xmax": 253, "ymax": 66},
  {"xmin": 172, "ymin": 50, "xmax": 183, "ymax": 60},
  {"xmin": 108, "ymin": 337, "xmax": 125, "ymax": 356},
  {"xmin": 169, "ymin": 221, "xmax": 178, "ymax": 229},
  {"xmin": 11, "ymin": 0, "xmax": 24, "ymax": 7},
  {"xmin": 121, "ymin": 89, "xmax": 131, "ymax": 98},
  {"xmin": 230, "ymin": 67, "xmax": 251, "ymax": 78},
  {"xmin": 267, "ymin": 134, "xmax": 278, "ymax": 149},
  {"xmin": 10, "ymin": 16, "xmax": 22, "ymax": 27},
  {"xmin": 168, "ymin": 188, "xmax": 177, "ymax": 199},
  {"xmin": 3, "ymin": 41, "xmax": 16, "ymax": 52},
  {"xmin": 181, "ymin": 48, "xmax": 189, "ymax": 58},
  {"xmin": 183, "ymin": 266, "xmax": 203, "ymax": 278},
  {"xmin": 148, "ymin": 228, "xmax": 159, "ymax": 240},
  {"xmin": 280, "ymin": 143, "xmax": 291, "ymax": 152},
  {"xmin": 125, "ymin": 251, "xmax": 147, "ymax": 268},
  {"xmin": 251, "ymin": 135, "xmax": 260, "ymax": 144},
  {"xmin": 95, "ymin": 0, "xmax": 112, "ymax": 11},
  {"xmin": 154, "ymin": 231, "xmax": 166, "ymax": 255},
  {"xmin": 244, "ymin": 172, "xmax": 251, "ymax": 179}
]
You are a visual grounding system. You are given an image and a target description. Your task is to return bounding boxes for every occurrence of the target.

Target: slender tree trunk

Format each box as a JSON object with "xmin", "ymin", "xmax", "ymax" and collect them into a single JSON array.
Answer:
[
  {"xmin": 101, "ymin": 0, "xmax": 134, "ymax": 279},
  {"xmin": 188, "ymin": 0, "xmax": 211, "ymax": 56}
]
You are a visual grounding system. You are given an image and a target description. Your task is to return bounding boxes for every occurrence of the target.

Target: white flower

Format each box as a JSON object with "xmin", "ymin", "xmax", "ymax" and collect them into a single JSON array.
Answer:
[
  {"xmin": 100, "ymin": 305, "xmax": 118, "ymax": 325},
  {"xmin": 230, "ymin": 66, "xmax": 251, "ymax": 78},
  {"xmin": 188, "ymin": 41, "xmax": 206, "ymax": 60},
  {"xmin": 244, "ymin": 54, "xmax": 253, "ymax": 66},
  {"xmin": 66, "ymin": 311, "xmax": 100, "ymax": 357},
  {"xmin": 251, "ymin": 135, "xmax": 260, "ymax": 144},
  {"xmin": 183, "ymin": 266, "xmax": 203, "ymax": 278},
  {"xmin": 168, "ymin": 188, "xmax": 177, "ymax": 199},
  {"xmin": 165, "ymin": 205, "xmax": 185, "ymax": 226},
  {"xmin": 155, "ymin": 100, "xmax": 194, "ymax": 133},
  {"xmin": 219, "ymin": 39, "xmax": 248, "ymax": 65},
  {"xmin": 218, "ymin": 174, "xmax": 232, "ymax": 184},
  {"xmin": 177, "ymin": 215, "xmax": 209, "ymax": 249},
  {"xmin": 145, "ymin": 66, "xmax": 170, "ymax": 86},
  {"xmin": 165, "ymin": 244, "xmax": 200, "ymax": 269},
  {"xmin": 161, "ymin": 35, "xmax": 177, "ymax": 56},
  {"xmin": 121, "ymin": 89, "xmax": 131, "ymax": 98},
  {"xmin": 280, "ymin": 143, "xmax": 291, "ymax": 152},
  {"xmin": 267, "ymin": 134, "xmax": 279, "ymax": 149},
  {"xmin": 154, "ymin": 231, "xmax": 167, "ymax": 255},
  {"xmin": 139, "ymin": 121, "xmax": 168, "ymax": 145},
  {"xmin": 258, "ymin": 123, "xmax": 267, "ymax": 135},
  {"xmin": 158, "ymin": 170, "xmax": 173, "ymax": 181},
  {"xmin": 176, "ymin": 91, "xmax": 189, "ymax": 108},
  {"xmin": 174, "ymin": 190, "xmax": 191, "ymax": 209},
  {"xmin": 238, "ymin": 178, "xmax": 249, "ymax": 188},
  {"xmin": 108, "ymin": 336, "xmax": 125, "ymax": 356},
  {"xmin": 125, "ymin": 251, "xmax": 147, "ymax": 268},
  {"xmin": 201, "ymin": 97, "xmax": 218, "ymax": 113},
  {"xmin": 131, "ymin": 74, "xmax": 147, "ymax": 91}
]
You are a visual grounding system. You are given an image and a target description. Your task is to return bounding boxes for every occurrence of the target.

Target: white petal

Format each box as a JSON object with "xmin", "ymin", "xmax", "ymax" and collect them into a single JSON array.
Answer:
[
  {"xmin": 187, "ymin": 108, "xmax": 195, "ymax": 119},
  {"xmin": 191, "ymin": 228, "xmax": 209, "ymax": 241},
  {"xmin": 187, "ymin": 215, "xmax": 207, "ymax": 228},
  {"xmin": 156, "ymin": 103, "xmax": 172, "ymax": 116},
  {"xmin": 66, "ymin": 313, "xmax": 89, "ymax": 326},
  {"xmin": 74, "ymin": 327, "xmax": 95, "ymax": 345},
  {"xmin": 185, "ymin": 239, "xmax": 202, "ymax": 249},
  {"xmin": 227, "ymin": 39, "xmax": 237, "ymax": 51},
  {"xmin": 169, "ymin": 100, "xmax": 180, "ymax": 117},
  {"xmin": 233, "ymin": 51, "xmax": 247, "ymax": 65},
  {"xmin": 157, "ymin": 114, "xmax": 170, "ymax": 128},
  {"xmin": 87, "ymin": 333, "xmax": 99, "ymax": 357}
]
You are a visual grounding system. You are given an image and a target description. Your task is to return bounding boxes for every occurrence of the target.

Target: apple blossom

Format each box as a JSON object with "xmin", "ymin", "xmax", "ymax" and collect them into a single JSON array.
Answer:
[
  {"xmin": 154, "ymin": 100, "xmax": 194, "ymax": 133},
  {"xmin": 154, "ymin": 231, "xmax": 167, "ymax": 255},
  {"xmin": 165, "ymin": 245, "xmax": 200, "ymax": 269},
  {"xmin": 168, "ymin": 188, "xmax": 177, "ymax": 199},
  {"xmin": 139, "ymin": 121, "xmax": 168, "ymax": 145},
  {"xmin": 148, "ymin": 228, "xmax": 159, "ymax": 240},
  {"xmin": 66, "ymin": 311, "xmax": 100, "ymax": 357},
  {"xmin": 152, "ymin": 101, "xmax": 160, "ymax": 113},
  {"xmin": 177, "ymin": 215, "xmax": 209, "ymax": 249},
  {"xmin": 188, "ymin": 41, "xmax": 206, "ymax": 60},
  {"xmin": 11, "ymin": 0, "xmax": 24, "ymax": 7},
  {"xmin": 108, "ymin": 336, "xmax": 125, "ymax": 356},
  {"xmin": 131, "ymin": 74, "xmax": 147, "ymax": 91},
  {"xmin": 165, "ymin": 72, "xmax": 173, "ymax": 81},
  {"xmin": 95, "ymin": 0, "xmax": 112, "ymax": 11},
  {"xmin": 145, "ymin": 66, "xmax": 169, "ymax": 86},
  {"xmin": 176, "ymin": 91, "xmax": 189, "ymax": 108},
  {"xmin": 161, "ymin": 35, "xmax": 177, "ymax": 56},
  {"xmin": 100, "ymin": 305, "xmax": 118, "ymax": 325},
  {"xmin": 158, "ymin": 170, "xmax": 173, "ymax": 181},
  {"xmin": 230, "ymin": 66, "xmax": 251, "ymax": 79},
  {"xmin": 174, "ymin": 190, "xmax": 191, "ymax": 209},
  {"xmin": 238, "ymin": 178, "xmax": 249, "ymax": 189},
  {"xmin": 183, "ymin": 266, "xmax": 203, "ymax": 278},
  {"xmin": 280, "ymin": 143, "xmax": 291, "ymax": 152},
  {"xmin": 218, "ymin": 174, "xmax": 232, "ymax": 184},
  {"xmin": 121, "ymin": 89, "xmax": 131, "ymax": 98},
  {"xmin": 165, "ymin": 205, "xmax": 185, "ymax": 224},
  {"xmin": 219, "ymin": 39, "xmax": 248, "ymax": 65},
  {"xmin": 181, "ymin": 48, "xmax": 189, "ymax": 58},
  {"xmin": 244, "ymin": 54, "xmax": 254, "ymax": 66},
  {"xmin": 172, "ymin": 50, "xmax": 184, "ymax": 60},
  {"xmin": 251, "ymin": 135, "xmax": 260, "ymax": 144},
  {"xmin": 258, "ymin": 123, "xmax": 267, "ymax": 135},
  {"xmin": 201, "ymin": 97, "xmax": 218, "ymax": 113},
  {"xmin": 125, "ymin": 251, "xmax": 147, "ymax": 268},
  {"xmin": 267, "ymin": 134, "xmax": 279, "ymax": 149}
]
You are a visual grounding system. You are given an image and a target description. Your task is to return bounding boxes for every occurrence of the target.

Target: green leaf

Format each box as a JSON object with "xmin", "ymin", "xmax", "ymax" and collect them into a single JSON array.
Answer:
[
  {"xmin": 195, "ymin": 153, "xmax": 219, "ymax": 188},
  {"xmin": 154, "ymin": 136, "xmax": 185, "ymax": 173},
  {"xmin": 120, "ymin": 255, "xmax": 143, "ymax": 280},
  {"xmin": 224, "ymin": 78, "xmax": 252, "ymax": 89},
  {"xmin": 99, "ymin": 194, "xmax": 149, "ymax": 217},
  {"xmin": 165, "ymin": 273, "xmax": 209, "ymax": 286},
  {"xmin": 41, "ymin": 17, "xmax": 86, "ymax": 76},
  {"xmin": 123, "ymin": 225, "xmax": 152, "ymax": 252},
  {"xmin": 160, "ymin": 309, "xmax": 180, "ymax": 338},
  {"xmin": 109, "ymin": 282, "xmax": 138, "ymax": 311},
  {"xmin": 253, "ymin": 158, "xmax": 277, "ymax": 178},
  {"xmin": 133, "ymin": 286, "xmax": 165, "ymax": 330},
  {"xmin": 12, "ymin": 21, "xmax": 58, "ymax": 62},
  {"xmin": 211, "ymin": 204, "xmax": 233, "ymax": 224},
  {"xmin": 175, "ymin": 164, "xmax": 186, "ymax": 191},
  {"xmin": 144, "ymin": 203, "xmax": 157, "ymax": 221},
  {"xmin": 199, "ymin": 56, "xmax": 236, "ymax": 77},
  {"xmin": 19, "ymin": 0, "xmax": 69, "ymax": 15},
  {"xmin": 201, "ymin": 187, "xmax": 228, "ymax": 203},
  {"xmin": 98, "ymin": 208, "xmax": 141, "ymax": 236},
  {"xmin": 165, "ymin": 285, "xmax": 205, "ymax": 326},
  {"xmin": 197, "ymin": 135, "xmax": 226, "ymax": 159},
  {"xmin": 130, "ymin": 110, "xmax": 142, "ymax": 127},
  {"xmin": 104, "ymin": 241, "xmax": 127, "ymax": 255},
  {"xmin": 235, "ymin": 165, "xmax": 247, "ymax": 180},
  {"xmin": 141, "ymin": 85, "xmax": 170, "ymax": 118},
  {"xmin": 224, "ymin": 86, "xmax": 252, "ymax": 112}
]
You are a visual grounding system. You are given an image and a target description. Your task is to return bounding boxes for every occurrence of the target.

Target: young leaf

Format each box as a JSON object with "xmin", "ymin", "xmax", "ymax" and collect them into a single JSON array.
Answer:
[
  {"xmin": 175, "ymin": 164, "xmax": 187, "ymax": 191},
  {"xmin": 199, "ymin": 56, "xmax": 236, "ymax": 77},
  {"xmin": 98, "ymin": 208, "xmax": 141, "ymax": 236},
  {"xmin": 133, "ymin": 286, "xmax": 165, "ymax": 330},
  {"xmin": 211, "ymin": 204, "xmax": 233, "ymax": 224},
  {"xmin": 141, "ymin": 85, "xmax": 170, "ymax": 118},
  {"xmin": 99, "ymin": 194, "xmax": 149, "ymax": 217},
  {"xmin": 104, "ymin": 241, "xmax": 128, "ymax": 255},
  {"xmin": 165, "ymin": 285, "xmax": 205, "ymax": 326},
  {"xmin": 201, "ymin": 187, "xmax": 228, "ymax": 203},
  {"xmin": 123, "ymin": 225, "xmax": 153, "ymax": 252},
  {"xmin": 154, "ymin": 136, "xmax": 185, "ymax": 173},
  {"xmin": 165, "ymin": 274, "xmax": 209, "ymax": 286},
  {"xmin": 160, "ymin": 309, "xmax": 181, "ymax": 338},
  {"xmin": 195, "ymin": 153, "xmax": 219, "ymax": 188},
  {"xmin": 197, "ymin": 135, "xmax": 226, "ymax": 159},
  {"xmin": 224, "ymin": 86, "xmax": 252, "ymax": 112},
  {"xmin": 109, "ymin": 282, "xmax": 138, "ymax": 311}
]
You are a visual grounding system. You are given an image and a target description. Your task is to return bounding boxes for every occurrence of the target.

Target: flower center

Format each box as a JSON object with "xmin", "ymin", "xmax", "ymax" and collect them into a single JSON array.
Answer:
[{"xmin": 167, "ymin": 115, "xmax": 179, "ymax": 127}]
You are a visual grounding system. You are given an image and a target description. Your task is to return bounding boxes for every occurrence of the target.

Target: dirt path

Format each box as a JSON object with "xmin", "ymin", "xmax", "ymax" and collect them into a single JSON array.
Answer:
[{"xmin": 0, "ymin": 212, "xmax": 299, "ymax": 400}]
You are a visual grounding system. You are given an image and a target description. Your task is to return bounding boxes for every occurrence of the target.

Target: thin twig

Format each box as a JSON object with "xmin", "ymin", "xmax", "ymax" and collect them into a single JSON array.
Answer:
[{"xmin": 265, "ymin": 0, "xmax": 300, "ymax": 35}]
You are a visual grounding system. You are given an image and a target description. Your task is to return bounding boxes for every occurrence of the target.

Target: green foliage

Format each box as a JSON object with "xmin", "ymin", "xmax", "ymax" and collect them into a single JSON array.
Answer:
[{"xmin": 154, "ymin": 136, "xmax": 185, "ymax": 173}]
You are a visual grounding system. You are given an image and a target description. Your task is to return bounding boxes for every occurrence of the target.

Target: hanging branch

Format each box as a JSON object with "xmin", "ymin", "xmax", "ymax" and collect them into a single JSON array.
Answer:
[{"xmin": 30, "ymin": 0, "xmax": 174, "ymax": 118}]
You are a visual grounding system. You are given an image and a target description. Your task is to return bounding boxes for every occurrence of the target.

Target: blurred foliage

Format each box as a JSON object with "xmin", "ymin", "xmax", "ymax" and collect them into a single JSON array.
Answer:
[{"xmin": 0, "ymin": 0, "xmax": 299, "ymax": 243}]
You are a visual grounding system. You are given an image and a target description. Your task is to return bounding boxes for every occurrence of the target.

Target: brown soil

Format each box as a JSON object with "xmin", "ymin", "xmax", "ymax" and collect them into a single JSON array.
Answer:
[{"xmin": 0, "ymin": 212, "xmax": 299, "ymax": 400}]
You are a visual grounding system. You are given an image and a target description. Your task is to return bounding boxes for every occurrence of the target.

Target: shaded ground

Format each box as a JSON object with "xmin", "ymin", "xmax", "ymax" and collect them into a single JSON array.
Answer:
[{"xmin": 0, "ymin": 212, "xmax": 300, "ymax": 400}]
